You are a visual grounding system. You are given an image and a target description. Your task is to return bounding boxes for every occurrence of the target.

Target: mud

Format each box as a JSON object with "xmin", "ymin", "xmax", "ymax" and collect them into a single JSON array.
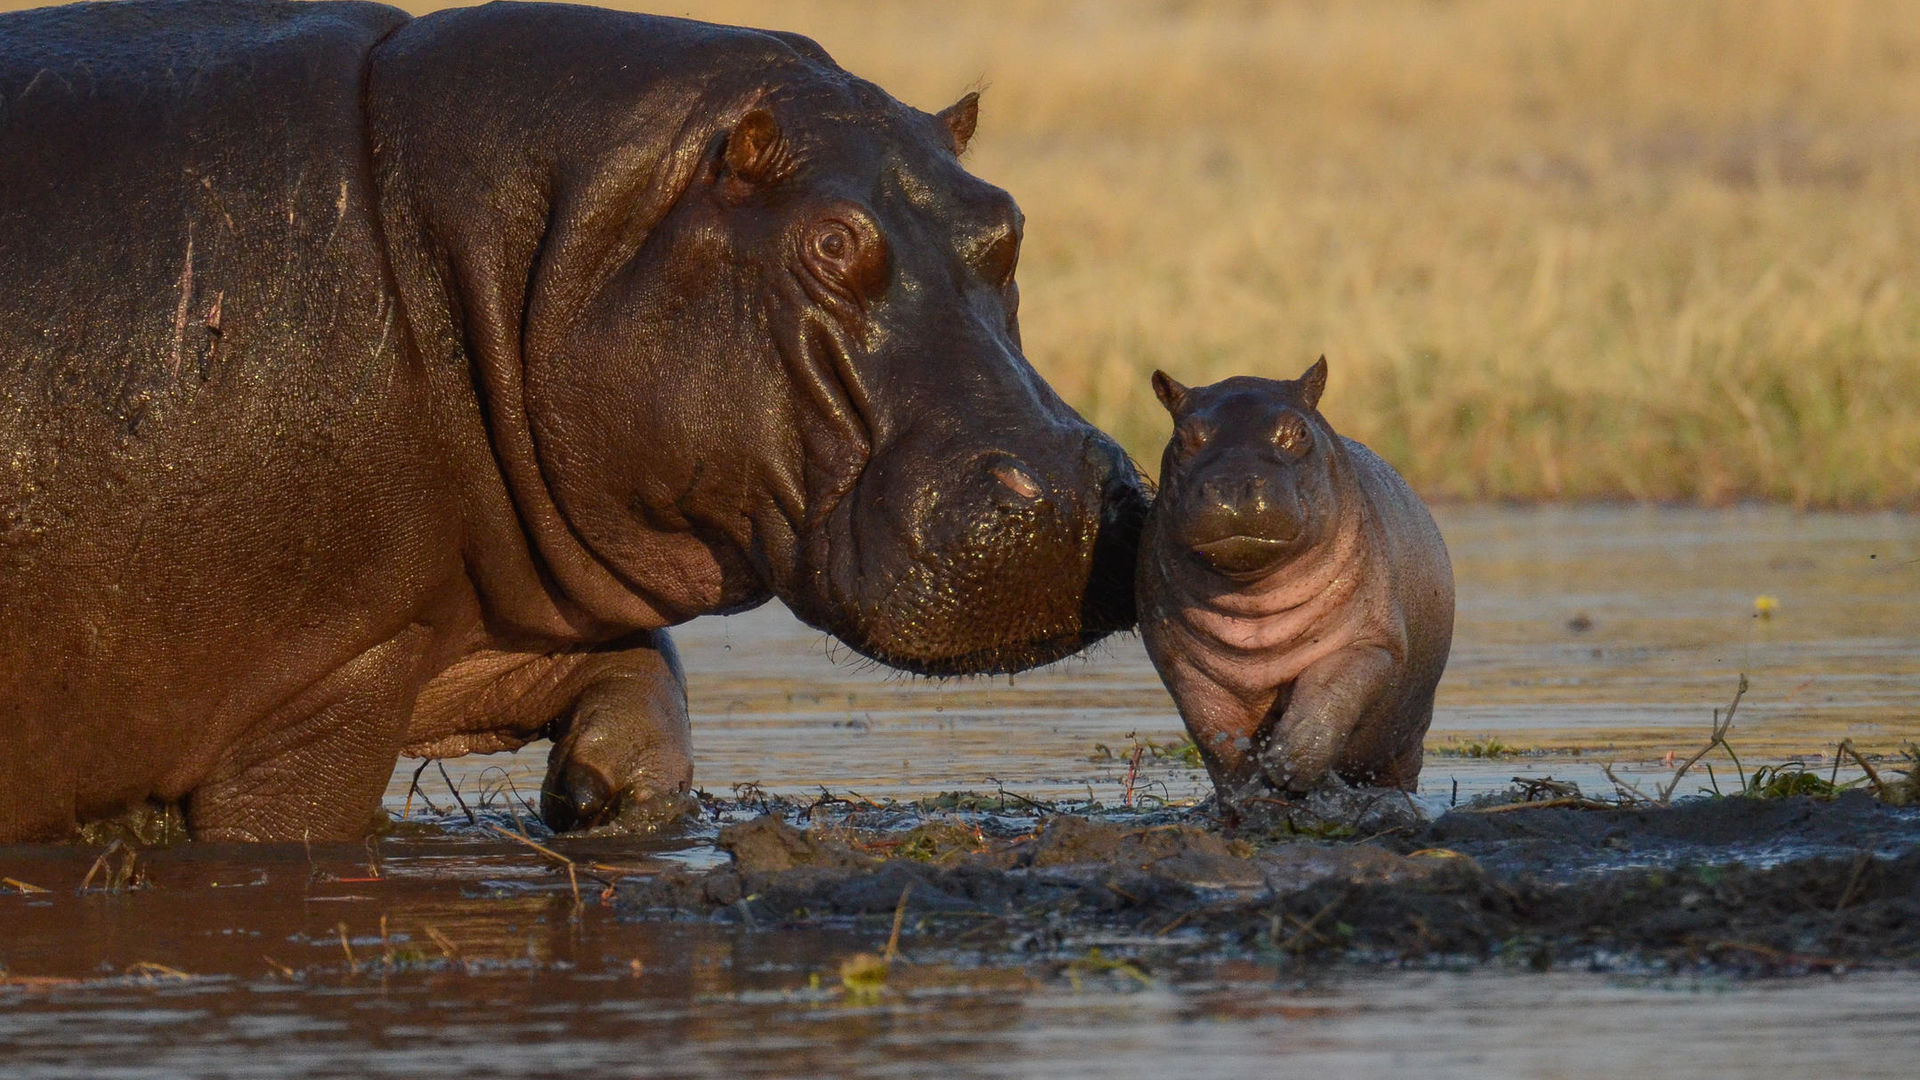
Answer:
[{"xmin": 617, "ymin": 792, "xmax": 1920, "ymax": 974}]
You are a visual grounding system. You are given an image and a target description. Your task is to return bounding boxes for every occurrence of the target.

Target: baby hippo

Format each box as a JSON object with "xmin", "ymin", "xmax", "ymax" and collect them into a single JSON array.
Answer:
[{"xmin": 1137, "ymin": 358, "xmax": 1454, "ymax": 803}]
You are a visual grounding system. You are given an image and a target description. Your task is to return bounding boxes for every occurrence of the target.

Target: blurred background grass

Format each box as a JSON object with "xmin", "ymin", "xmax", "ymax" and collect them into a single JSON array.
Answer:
[{"xmin": 16, "ymin": 0, "xmax": 1920, "ymax": 504}]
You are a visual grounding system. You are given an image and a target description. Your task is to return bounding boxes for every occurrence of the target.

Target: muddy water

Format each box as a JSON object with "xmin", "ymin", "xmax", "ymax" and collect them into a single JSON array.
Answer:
[
  {"xmin": 5, "ymin": 507, "xmax": 1919, "ymax": 1076},
  {"xmin": 407, "ymin": 505, "xmax": 1920, "ymax": 810}
]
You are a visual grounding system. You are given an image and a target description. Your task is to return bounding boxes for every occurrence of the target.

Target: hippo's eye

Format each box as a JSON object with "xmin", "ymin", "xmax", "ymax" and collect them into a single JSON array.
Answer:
[
  {"xmin": 802, "ymin": 211, "xmax": 890, "ymax": 301},
  {"xmin": 812, "ymin": 223, "xmax": 854, "ymax": 263},
  {"xmin": 1176, "ymin": 422, "xmax": 1212, "ymax": 456},
  {"xmin": 1274, "ymin": 421, "xmax": 1314, "ymax": 457}
]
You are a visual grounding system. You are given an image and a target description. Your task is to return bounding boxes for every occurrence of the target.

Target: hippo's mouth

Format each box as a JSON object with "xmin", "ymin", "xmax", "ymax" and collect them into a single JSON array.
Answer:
[{"xmin": 1191, "ymin": 534, "xmax": 1294, "ymax": 577}]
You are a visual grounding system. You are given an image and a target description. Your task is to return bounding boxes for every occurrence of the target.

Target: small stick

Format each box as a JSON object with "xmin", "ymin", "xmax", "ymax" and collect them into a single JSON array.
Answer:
[
  {"xmin": 336, "ymin": 922, "xmax": 356, "ymax": 972},
  {"xmin": 1657, "ymin": 674, "xmax": 1748, "ymax": 804},
  {"xmin": 883, "ymin": 884, "xmax": 914, "ymax": 964},
  {"xmin": 1155, "ymin": 909, "xmax": 1198, "ymax": 937},
  {"xmin": 1600, "ymin": 763, "xmax": 1653, "ymax": 805},
  {"xmin": 484, "ymin": 823, "xmax": 574, "ymax": 868},
  {"xmin": 1277, "ymin": 891, "xmax": 1347, "ymax": 953},
  {"xmin": 437, "ymin": 761, "xmax": 476, "ymax": 824},
  {"xmin": 125, "ymin": 961, "xmax": 191, "ymax": 982},
  {"xmin": 2, "ymin": 877, "xmax": 49, "ymax": 894},
  {"xmin": 406, "ymin": 758, "xmax": 441, "ymax": 817},
  {"xmin": 262, "ymin": 956, "xmax": 296, "ymax": 979},
  {"xmin": 423, "ymin": 924, "xmax": 466, "ymax": 970},
  {"xmin": 79, "ymin": 840, "xmax": 125, "ymax": 891},
  {"xmin": 1836, "ymin": 740, "xmax": 1891, "ymax": 800}
]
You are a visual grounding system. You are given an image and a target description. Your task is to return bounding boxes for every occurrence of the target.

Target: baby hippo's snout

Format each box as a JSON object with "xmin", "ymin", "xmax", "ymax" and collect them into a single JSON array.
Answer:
[{"xmin": 1181, "ymin": 471, "xmax": 1303, "ymax": 576}]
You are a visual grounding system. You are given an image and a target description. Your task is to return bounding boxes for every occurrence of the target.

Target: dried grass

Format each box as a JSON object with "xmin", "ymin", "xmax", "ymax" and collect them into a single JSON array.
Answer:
[
  {"xmin": 15, "ymin": 0, "xmax": 1920, "ymax": 503},
  {"xmin": 514, "ymin": 1, "xmax": 1920, "ymax": 503}
]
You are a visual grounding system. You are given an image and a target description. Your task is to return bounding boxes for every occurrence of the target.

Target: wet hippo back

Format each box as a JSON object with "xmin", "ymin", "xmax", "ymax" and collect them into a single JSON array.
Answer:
[{"xmin": 1136, "ymin": 359, "xmax": 1454, "ymax": 800}]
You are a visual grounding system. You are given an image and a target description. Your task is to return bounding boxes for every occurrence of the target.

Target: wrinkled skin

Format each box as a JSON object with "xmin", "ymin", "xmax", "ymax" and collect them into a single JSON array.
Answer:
[
  {"xmin": 0, "ymin": 0, "xmax": 1145, "ymax": 842},
  {"xmin": 1136, "ymin": 360, "xmax": 1453, "ymax": 802}
]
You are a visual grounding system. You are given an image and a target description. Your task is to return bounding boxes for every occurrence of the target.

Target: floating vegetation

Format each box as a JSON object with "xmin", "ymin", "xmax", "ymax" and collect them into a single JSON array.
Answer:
[{"xmin": 1429, "ymin": 737, "xmax": 1524, "ymax": 759}]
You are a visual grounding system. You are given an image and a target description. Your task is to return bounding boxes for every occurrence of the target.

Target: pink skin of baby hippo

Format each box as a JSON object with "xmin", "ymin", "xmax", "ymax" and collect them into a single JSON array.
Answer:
[{"xmin": 1136, "ymin": 358, "xmax": 1455, "ymax": 803}]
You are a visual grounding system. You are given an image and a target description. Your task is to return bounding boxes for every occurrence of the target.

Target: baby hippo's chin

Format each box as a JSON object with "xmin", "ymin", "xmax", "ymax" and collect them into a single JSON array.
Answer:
[{"xmin": 1188, "ymin": 533, "xmax": 1299, "ymax": 577}]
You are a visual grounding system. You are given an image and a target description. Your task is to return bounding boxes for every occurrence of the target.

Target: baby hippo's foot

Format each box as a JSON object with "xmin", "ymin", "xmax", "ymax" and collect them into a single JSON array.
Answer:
[{"xmin": 1221, "ymin": 773, "xmax": 1431, "ymax": 836}]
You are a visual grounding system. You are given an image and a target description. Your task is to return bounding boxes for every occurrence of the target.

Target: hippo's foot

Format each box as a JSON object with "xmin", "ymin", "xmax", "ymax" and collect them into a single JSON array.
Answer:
[
  {"xmin": 1221, "ymin": 773, "xmax": 1431, "ymax": 837},
  {"xmin": 540, "ymin": 634, "xmax": 694, "ymax": 834}
]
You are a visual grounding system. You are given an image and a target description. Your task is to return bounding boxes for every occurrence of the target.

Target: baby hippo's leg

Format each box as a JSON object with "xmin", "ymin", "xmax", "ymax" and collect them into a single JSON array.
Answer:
[
  {"xmin": 1254, "ymin": 645, "xmax": 1401, "ymax": 794},
  {"xmin": 541, "ymin": 632, "xmax": 694, "ymax": 832}
]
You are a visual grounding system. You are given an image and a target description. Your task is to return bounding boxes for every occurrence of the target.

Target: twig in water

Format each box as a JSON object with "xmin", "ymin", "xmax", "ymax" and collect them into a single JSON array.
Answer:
[
  {"xmin": 1656, "ymin": 674, "xmax": 1749, "ymax": 804},
  {"xmin": 79, "ymin": 840, "xmax": 125, "ymax": 891},
  {"xmin": 436, "ymin": 761, "xmax": 476, "ymax": 824},
  {"xmin": 2, "ymin": 877, "xmax": 49, "ymax": 894},
  {"xmin": 336, "ymin": 922, "xmax": 356, "ymax": 973},
  {"xmin": 124, "ymin": 962, "xmax": 190, "ymax": 982},
  {"xmin": 1600, "ymin": 763, "xmax": 1654, "ymax": 806},
  {"xmin": 424, "ymin": 925, "xmax": 469, "ymax": 973},
  {"xmin": 262, "ymin": 956, "xmax": 296, "ymax": 979},
  {"xmin": 1835, "ymin": 740, "xmax": 1891, "ymax": 801},
  {"xmin": 1123, "ymin": 742, "xmax": 1144, "ymax": 808},
  {"xmin": 884, "ymin": 884, "xmax": 914, "ymax": 964},
  {"xmin": 483, "ymin": 823, "xmax": 596, "ymax": 912},
  {"xmin": 406, "ymin": 759, "xmax": 441, "ymax": 817}
]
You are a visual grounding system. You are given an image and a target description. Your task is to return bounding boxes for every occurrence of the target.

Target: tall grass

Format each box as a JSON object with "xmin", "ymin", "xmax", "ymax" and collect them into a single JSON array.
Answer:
[
  {"xmin": 661, "ymin": 0, "xmax": 1920, "ymax": 505},
  {"xmin": 21, "ymin": 0, "xmax": 1920, "ymax": 504}
]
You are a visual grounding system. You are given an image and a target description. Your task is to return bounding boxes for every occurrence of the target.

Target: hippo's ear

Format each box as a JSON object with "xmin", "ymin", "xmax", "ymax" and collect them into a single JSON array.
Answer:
[
  {"xmin": 938, "ymin": 92, "xmax": 980, "ymax": 155},
  {"xmin": 1298, "ymin": 356, "xmax": 1328, "ymax": 411},
  {"xmin": 724, "ymin": 108, "xmax": 792, "ymax": 186},
  {"xmin": 1151, "ymin": 370, "xmax": 1189, "ymax": 414}
]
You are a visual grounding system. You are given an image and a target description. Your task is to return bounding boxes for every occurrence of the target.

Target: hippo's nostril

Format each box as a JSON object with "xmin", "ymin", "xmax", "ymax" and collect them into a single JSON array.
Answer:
[{"xmin": 990, "ymin": 461, "xmax": 1042, "ymax": 500}]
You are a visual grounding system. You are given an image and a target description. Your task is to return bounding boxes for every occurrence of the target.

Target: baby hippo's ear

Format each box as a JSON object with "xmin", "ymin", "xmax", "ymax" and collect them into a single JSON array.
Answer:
[
  {"xmin": 1298, "ymin": 356, "xmax": 1328, "ymax": 411},
  {"xmin": 1151, "ymin": 370, "xmax": 1189, "ymax": 414}
]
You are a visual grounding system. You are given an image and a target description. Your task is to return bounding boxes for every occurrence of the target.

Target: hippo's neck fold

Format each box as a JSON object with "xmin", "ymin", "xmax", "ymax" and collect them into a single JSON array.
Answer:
[{"xmin": 1150, "ymin": 475, "xmax": 1383, "ymax": 694}]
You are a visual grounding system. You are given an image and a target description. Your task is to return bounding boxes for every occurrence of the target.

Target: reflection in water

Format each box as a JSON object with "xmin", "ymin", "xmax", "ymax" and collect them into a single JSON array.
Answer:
[{"xmin": 4, "ymin": 508, "xmax": 1918, "ymax": 1075}]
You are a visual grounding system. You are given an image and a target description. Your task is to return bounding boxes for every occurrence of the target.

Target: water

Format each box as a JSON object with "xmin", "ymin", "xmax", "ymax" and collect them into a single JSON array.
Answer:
[
  {"xmin": 4, "ymin": 507, "xmax": 1919, "ymax": 1075},
  {"xmin": 404, "ymin": 504, "xmax": 1920, "ymax": 811}
]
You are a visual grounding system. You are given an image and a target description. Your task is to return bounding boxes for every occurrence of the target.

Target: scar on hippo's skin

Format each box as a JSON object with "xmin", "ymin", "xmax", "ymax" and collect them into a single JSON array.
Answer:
[{"xmin": 168, "ymin": 231, "xmax": 195, "ymax": 378}]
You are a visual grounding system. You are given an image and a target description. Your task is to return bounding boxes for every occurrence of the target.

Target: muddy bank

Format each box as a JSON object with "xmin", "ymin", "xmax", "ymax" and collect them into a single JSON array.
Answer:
[{"xmin": 617, "ymin": 793, "xmax": 1920, "ymax": 974}]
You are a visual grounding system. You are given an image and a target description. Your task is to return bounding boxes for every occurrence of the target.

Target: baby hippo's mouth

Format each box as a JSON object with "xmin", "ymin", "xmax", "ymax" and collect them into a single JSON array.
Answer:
[{"xmin": 1190, "ymin": 534, "xmax": 1293, "ymax": 576}]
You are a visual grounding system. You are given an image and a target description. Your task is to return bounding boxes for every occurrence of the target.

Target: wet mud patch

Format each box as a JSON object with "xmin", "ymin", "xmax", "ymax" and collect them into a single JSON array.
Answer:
[{"xmin": 617, "ymin": 793, "xmax": 1920, "ymax": 975}]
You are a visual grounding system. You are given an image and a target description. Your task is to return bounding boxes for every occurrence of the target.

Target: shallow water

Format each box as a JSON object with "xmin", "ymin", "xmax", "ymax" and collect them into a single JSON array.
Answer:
[
  {"xmin": 5, "ymin": 507, "xmax": 1919, "ymax": 1075},
  {"xmin": 404, "ymin": 504, "xmax": 1920, "ymax": 811}
]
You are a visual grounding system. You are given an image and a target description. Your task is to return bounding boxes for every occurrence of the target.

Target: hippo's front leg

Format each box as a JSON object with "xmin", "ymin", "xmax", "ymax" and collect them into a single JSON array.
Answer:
[
  {"xmin": 404, "ymin": 632, "xmax": 693, "ymax": 833},
  {"xmin": 1250, "ymin": 644, "xmax": 1403, "ymax": 796},
  {"xmin": 190, "ymin": 628, "xmax": 433, "ymax": 843},
  {"xmin": 540, "ymin": 633, "xmax": 693, "ymax": 832}
]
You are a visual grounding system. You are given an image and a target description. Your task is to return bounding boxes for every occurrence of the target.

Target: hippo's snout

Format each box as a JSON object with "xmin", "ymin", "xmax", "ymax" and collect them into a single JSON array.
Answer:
[
  {"xmin": 1192, "ymin": 534, "xmax": 1291, "ymax": 575},
  {"xmin": 1172, "ymin": 470, "xmax": 1304, "ymax": 576}
]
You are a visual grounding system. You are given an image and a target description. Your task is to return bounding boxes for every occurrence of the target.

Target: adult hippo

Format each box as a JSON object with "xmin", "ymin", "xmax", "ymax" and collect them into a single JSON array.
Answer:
[{"xmin": 0, "ymin": 0, "xmax": 1146, "ymax": 842}]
